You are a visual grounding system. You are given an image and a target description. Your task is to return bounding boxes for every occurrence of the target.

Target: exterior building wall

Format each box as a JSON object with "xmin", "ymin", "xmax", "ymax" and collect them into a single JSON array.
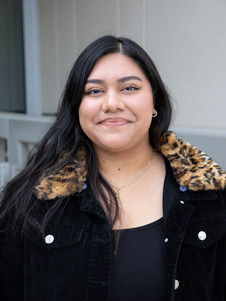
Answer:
[{"xmin": 37, "ymin": 0, "xmax": 226, "ymax": 131}]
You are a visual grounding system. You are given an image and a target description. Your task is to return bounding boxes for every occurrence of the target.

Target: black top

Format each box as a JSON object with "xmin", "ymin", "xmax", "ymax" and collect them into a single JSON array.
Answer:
[
  {"xmin": 110, "ymin": 218, "xmax": 168, "ymax": 301},
  {"xmin": 109, "ymin": 165, "xmax": 176, "ymax": 301}
]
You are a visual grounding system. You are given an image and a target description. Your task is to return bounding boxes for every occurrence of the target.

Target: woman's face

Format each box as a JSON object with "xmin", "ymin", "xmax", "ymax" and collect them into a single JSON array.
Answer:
[{"xmin": 79, "ymin": 53, "xmax": 156, "ymax": 153}]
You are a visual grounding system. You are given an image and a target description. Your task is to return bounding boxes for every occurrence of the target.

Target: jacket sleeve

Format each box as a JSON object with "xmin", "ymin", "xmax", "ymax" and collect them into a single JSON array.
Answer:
[
  {"xmin": 224, "ymin": 234, "xmax": 226, "ymax": 299},
  {"xmin": 223, "ymin": 190, "xmax": 226, "ymax": 299},
  {"xmin": 0, "ymin": 228, "xmax": 24, "ymax": 299}
]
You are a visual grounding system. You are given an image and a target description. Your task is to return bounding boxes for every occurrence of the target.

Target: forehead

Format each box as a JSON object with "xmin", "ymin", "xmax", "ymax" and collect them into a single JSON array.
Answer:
[{"xmin": 87, "ymin": 53, "xmax": 146, "ymax": 80}]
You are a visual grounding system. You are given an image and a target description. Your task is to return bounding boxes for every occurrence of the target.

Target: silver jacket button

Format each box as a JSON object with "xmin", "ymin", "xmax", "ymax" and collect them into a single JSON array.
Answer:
[
  {"xmin": 175, "ymin": 279, "xmax": 180, "ymax": 290},
  {"xmin": 198, "ymin": 231, "xmax": 207, "ymax": 241},
  {"xmin": 45, "ymin": 234, "xmax": 54, "ymax": 244}
]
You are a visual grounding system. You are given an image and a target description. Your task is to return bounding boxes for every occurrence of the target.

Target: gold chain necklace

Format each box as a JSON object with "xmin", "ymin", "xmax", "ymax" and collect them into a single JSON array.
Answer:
[{"xmin": 102, "ymin": 151, "xmax": 154, "ymax": 200}]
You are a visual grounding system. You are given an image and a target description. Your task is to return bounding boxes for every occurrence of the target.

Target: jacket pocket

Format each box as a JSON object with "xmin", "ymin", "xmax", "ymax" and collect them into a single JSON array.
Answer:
[
  {"xmin": 21, "ymin": 221, "xmax": 90, "ymax": 299},
  {"xmin": 22, "ymin": 221, "xmax": 85, "ymax": 249},
  {"xmin": 178, "ymin": 216, "xmax": 226, "ymax": 280},
  {"xmin": 183, "ymin": 216, "xmax": 226, "ymax": 248}
]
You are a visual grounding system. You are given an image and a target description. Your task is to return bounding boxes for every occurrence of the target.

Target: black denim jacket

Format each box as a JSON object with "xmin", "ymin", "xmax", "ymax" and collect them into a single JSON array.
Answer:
[{"xmin": 0, "ymin": 131, "xmax": 226, "ymax": 300}]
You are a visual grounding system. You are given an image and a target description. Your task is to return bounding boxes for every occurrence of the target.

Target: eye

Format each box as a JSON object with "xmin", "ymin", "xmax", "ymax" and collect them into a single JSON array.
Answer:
[
  {"xmin": 85, "ymin": 89, "xmax": 103, "ymax": 95},
  {"xmin": 123, "ymin": 86, "xmax": 140, "ymax": 92}
]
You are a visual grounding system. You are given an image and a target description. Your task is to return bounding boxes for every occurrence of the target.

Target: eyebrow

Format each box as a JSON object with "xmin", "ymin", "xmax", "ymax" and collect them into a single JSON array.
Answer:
[{"xmin": 86, "ymin": 76, "xmax": 143, "ymax": 84}]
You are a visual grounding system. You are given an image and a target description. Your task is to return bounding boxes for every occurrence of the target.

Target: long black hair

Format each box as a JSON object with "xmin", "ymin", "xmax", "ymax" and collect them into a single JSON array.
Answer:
[{"xmin": 0, "ymin": 35, "xmax": 172, "ymax": 232}]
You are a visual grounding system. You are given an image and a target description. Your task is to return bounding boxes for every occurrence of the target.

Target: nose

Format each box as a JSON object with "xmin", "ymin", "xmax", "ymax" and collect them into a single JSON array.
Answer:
[{"xmin": 102, "ymin": 90, "xmax": 125, "ymax": 113}]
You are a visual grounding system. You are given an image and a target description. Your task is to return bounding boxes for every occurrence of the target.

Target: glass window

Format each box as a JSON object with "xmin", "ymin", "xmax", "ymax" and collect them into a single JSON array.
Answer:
[{"xmin": 0, "ymin": 0, "xmax": 25, "ymax": 113}]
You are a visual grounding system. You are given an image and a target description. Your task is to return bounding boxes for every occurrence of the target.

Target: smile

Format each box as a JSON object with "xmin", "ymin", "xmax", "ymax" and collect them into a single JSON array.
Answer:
[{"xmin": 99, "ymin": 118, "xmax": 130, "ymax": 127}]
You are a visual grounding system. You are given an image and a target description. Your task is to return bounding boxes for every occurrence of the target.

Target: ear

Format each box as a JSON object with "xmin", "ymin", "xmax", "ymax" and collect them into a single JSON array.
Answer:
[{"xmin": 153, "ymin": 107, "xmax": 157, "ymax": 113}]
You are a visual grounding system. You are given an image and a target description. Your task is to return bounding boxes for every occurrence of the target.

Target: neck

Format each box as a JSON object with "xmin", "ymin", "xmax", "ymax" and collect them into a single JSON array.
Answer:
[{"xmin": 95, "ymin": 144, "xmax": 154, "ymax": 187}]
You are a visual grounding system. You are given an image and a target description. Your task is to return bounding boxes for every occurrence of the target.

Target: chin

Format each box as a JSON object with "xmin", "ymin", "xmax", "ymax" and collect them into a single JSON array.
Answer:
[{"xmin": 98, "ymin": 140, "xmax": 135, "ymax": 152}]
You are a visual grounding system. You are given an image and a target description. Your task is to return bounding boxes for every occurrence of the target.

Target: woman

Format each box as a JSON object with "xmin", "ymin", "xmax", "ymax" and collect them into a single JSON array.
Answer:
[{"xmin": 0, "ymin": 35, "xmax": 225, "ymax": 301}]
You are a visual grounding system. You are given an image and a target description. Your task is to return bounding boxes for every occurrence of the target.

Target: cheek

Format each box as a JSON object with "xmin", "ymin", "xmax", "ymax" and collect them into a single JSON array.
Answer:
[
  {"xmin": 136, "ymin": 96, "xmax": 154, "ymax": 128},
  {"xmin": 79, "ymin": 98, "xmax": 99, "ymax": 117},
  {"xmin": 78, "ymin": 105, "xmax": 84, "ymax": 127},
  {"xmin": 78, "ymin": 100, "xmax": 98, "ymax": 135},
  {"xmin": 133, "ymin": 96, "xmax": 154, "ymax": 119},
  {"xmin": 78, "ymin": 101, "xmax": 89, "ymax": 132}
]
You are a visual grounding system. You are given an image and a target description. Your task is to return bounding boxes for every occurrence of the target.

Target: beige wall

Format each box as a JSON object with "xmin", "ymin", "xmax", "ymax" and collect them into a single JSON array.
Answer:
[
  {"xmin": 38, "ymin": 0, "xmax": 226, "ymax": 130},
  {"xmin": 38, "ymin": 0, "xmax": 77, "ymax": 113}
]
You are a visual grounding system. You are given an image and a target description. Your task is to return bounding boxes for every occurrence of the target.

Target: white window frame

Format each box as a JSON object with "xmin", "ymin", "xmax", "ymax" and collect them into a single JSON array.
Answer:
[{"xmin": 22, "ymin": 0, "xmax": 42, "ymax": 115}]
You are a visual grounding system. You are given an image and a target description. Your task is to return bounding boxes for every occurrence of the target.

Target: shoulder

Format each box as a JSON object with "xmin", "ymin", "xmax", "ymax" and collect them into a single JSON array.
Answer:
[
  {"xmin": 34, "ymin": 147, "xmax": 87, "ymax": 200},
  {"xmin": 158, "ymin": 131, "xmax": 226, "ymax": 192},
  {"xmin": 216, "ymin": 189, "xmax": 226, "ymax": 206}
]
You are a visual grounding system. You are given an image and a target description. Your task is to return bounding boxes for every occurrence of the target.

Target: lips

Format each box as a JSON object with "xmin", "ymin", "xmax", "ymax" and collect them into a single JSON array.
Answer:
[{"xmin": 99, "ymin": 118, "xmax": 130, "ymax": 127}]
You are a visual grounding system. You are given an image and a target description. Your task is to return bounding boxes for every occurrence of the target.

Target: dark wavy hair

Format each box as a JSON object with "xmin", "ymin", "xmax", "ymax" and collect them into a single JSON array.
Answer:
[{"xmin": 0, "ymin": 35, "xmax": 172, "ymax": 233}]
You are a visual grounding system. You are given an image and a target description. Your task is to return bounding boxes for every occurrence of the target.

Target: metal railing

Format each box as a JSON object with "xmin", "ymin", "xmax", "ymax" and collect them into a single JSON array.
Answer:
[{"xmin": 0, "ymin": 112, "xmax": 52, "ymax": 187}]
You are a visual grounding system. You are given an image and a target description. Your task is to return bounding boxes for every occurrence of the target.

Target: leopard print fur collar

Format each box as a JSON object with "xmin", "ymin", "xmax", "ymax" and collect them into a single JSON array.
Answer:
[{"xmin": 35, "ymin": 131, "xmax": 226, "ymax": 200}]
